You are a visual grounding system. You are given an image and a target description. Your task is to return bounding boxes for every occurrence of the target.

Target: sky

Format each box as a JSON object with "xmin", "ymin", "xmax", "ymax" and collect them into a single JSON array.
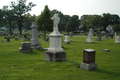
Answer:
[{"xmin": 0, "ymin": 0, "xmax": 120, "ymax": 18}]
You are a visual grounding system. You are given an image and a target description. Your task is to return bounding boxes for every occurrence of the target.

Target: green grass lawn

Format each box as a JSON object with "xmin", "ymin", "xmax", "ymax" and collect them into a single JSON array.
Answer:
[{"xmin": 0, "ymin": 35, "xmax": 120, "ymax": 80}]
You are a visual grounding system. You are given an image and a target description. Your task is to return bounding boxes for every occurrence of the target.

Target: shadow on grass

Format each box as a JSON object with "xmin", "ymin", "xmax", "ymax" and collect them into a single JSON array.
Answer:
[
  {"xmin": 94, "ymin": 68, "xmax": 120, "ymax": 77},
  {"xmin": 21, "ymin": 51, "xmax": 39, "ymax": 55}
]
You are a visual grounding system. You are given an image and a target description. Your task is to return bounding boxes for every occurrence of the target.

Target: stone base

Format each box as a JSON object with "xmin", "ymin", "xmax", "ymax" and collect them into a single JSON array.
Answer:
[
  {"xmin": 86, "ymin": 39, "xmax": 93, "ymax": 43},
  {"xmin": 31, "ymin": 44, "xmax": 42, "ymax": 50},
  {"xmin": 80, "ymin": 62, "xmax": 97, "ymax": 71},
  {"xmin": 45, "ymin": 51, "xmax": 66, "ymax": 62},
  {"xmin": 103, "ymin": 49, "xmax": 110, "ymax": 52},
  {"xmin": 19, "ymin": 47, "xmax": 32, "ymax": 52},
  {"xmin": 115, "ymin": 41, "xmax": 120, "ymax": 43},
  {"xmin": 63, "ymin": 41, "xmax": 70, "ymax": 44}
]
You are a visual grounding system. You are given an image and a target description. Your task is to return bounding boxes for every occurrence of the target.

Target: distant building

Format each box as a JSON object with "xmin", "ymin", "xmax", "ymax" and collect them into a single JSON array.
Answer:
[{"xmin": 106, "ymin": 25, "xmax": 114, "ymax": 33}]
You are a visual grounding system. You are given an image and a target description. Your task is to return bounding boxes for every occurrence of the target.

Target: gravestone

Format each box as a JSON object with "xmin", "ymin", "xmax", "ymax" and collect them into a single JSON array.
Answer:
[
  {"xmin": 81, "ymin": 49, "xmax": 97, "ymax": 71},
  {"xmin": 103, "ymin": 49, "xmax": 110, "ymax": 52},
  {"xmin": 96, "ymin": 28, "xmax": 101, "ymax": 41},
  {"xmin": 86, "ymin": 29, "xmax": 93, "ymax": 43},
  {"xmin": 19, "ymin": 42, "xmax": 33, "ymax": 52},
  {"xmin": 115, "ymin": 36, "xmax": 120, "ymax": 43},
  {"xmin": 23, "ymin": 34, "xmax": 27, "ymax": 40},
  {"xmin": 63, "ymin": 35, "xmax": 70, "ymax": 44},
  {"xmin": 15, "ymin": 38, "xmax": 19, "ymax": 41},
  {"xmin": 31, "ymin": 22, "xmax": 42, "ymax": 49},
  {"xmin": 7, "ymin": 37, "xmax": 10, "ymax": 42},
  {"xmin": 45, "ymin": 13, "xmax": 66, "ymax": 62},
  {"xmin": 104, "ymin": 33, "xmax": 108, "ymax": 40}
]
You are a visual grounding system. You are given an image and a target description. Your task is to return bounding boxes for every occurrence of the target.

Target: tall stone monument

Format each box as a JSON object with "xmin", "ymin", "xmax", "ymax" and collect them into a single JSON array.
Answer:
[
  {"xmin": 31, "ymin": 22, "xmax": 42, "ymax": 49},
  {"xmin": 86, "ymin": 29, "xmax": 93, "ymax": 43},
  {"xmin": 45, "ymin": 13, "xmax": 66, "ymax": 62},
  {"xmin": 96, "ymin": 28, "xmax": 101, "ymax": 41}
]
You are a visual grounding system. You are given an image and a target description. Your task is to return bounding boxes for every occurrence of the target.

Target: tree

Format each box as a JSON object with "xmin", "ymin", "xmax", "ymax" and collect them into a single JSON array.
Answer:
[
  {"xmin": 10, "ymin": 0, "xmax": 36, "ymax": 35},
  {"xmin": 24, "ymin": 13, "xmax": 36, "ymax": 30},
  {"xmin": 0, "ymin": 9, "xmax": 5, "ymax": 27},
  {"xmin": 113, "ymin": 25, "xmax": 120, "ymax": 32},
  {"xmin": 65, "ymin": 22, "xmax": 72, "ymax": 34},
  {"xmin": 69, "ymin": 15, "xmax": 80, "ymax": 31},
  {"xmin": 36, "ymin": 5, "xmax": 53, "ymax": 39},
  {"xmin": 2, "ymin": 6, "xmax": 15, "ymax": 35}
]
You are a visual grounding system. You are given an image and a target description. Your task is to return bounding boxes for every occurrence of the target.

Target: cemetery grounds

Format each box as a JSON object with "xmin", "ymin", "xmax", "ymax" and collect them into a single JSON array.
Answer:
[{"xmin": 0, "ymin": 34, "xmax": 120, "ymax": 80}]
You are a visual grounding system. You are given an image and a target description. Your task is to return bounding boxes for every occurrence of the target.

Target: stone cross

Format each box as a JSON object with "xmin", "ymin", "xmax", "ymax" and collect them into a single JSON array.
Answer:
[{"xmin": 51, "ymin": 13, "xmax": 60, "ymax": 32}]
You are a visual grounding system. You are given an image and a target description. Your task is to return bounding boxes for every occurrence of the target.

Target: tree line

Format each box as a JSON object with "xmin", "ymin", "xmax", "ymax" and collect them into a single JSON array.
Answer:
[{"xmin": 0, "ymin": 0, "xmax": 120, "ymax": 36}]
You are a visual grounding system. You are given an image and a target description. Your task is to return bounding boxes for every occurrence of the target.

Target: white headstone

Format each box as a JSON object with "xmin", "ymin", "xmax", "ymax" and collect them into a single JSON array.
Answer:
[
  {"xmin": 115, "ymin": 36, "xmax": 120, "ymax": 43},
  {"xmin": 63, "ymin": 35, "xmax": 70, "ymax": 44},
  {"xmin": 86, "ymin": 29, "xmax": 93, "ymax": 43}
]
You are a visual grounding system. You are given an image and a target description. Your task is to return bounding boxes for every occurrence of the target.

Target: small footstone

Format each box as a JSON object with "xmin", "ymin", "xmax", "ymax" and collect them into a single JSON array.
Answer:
[{"xmin": 103, "ymin": 49, "xmax": 110, "ymax": 52}]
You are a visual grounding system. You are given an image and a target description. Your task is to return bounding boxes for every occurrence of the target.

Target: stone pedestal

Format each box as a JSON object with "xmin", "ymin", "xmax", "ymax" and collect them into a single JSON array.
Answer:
[
  {"xmin": 19, "ymin": 42, "xmax": 33, "ymax": 52},
  {"xmin": 80, "ymin": 49, "xmax": 97, "ymax": 71},
  {"xmin": 86, "ymin": 29, "xmax": 93, "ymax": 43},
  {"xmin": 63, "ymin": 35, "xmax": 70, "ymax": 44},
  {"xmin": 31, "ymin": 22, "xmax": 42, "ymax": 49},
  {"xmin": 45, "ymin": 32, "xmax": 66, "ymax": 62},
  {"xmin": 45, "ymin": 13, "xmax": 66, "ymax": 62},
  {"xmin": 45, "ymin": 51, "xmax": 66, "ymax": 62},
  {"xmin": 115, "ymin": 36, "xmax": 120, "ymax": 43}
]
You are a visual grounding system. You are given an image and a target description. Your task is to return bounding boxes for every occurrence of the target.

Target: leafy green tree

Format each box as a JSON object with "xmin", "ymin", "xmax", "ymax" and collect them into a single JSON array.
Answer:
[
  {"xmin": 2, "ymin": 6, "xmax": 15, "ymax": 35},
  {"xmin": 69, "ymin": 15, "xmax": 80, "ymax": 31},
  {"xmin": 24, "ymin": 13, "xmax": 36, "ymax": 30},
  {"xmin": 36, "ymin": 5, "xmax": 53, "ymax": 39},
  {"xmin": 10, "ymin": 0, "xmax": 36, "ymax": 35},
  {"xmin": 65, "ymin": 22, "xmax": 72, "ymax": 34},
  {"xmin": 113, "ymin": 25, "xmax": 120, "ymax": 32},
  {"xmin": 0, "ymin": 9, "xmax": 5, "ymax": 27}
]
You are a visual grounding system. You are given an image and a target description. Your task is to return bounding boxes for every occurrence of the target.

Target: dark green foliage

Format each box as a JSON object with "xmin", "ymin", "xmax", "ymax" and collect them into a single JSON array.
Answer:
[
  {"xmin": 69, "ymin": 15, "xmax": 80, "ymax": 31},
  {"xmin": 10, "ymin": 0, "xmax": 36, "ymax": 35},
  {"xmin": 2, "ymin": 6, "xmax": 15, "ymax": 35},
  {"xmin": 24, "ymin": 13, "xmax": 36, "ymax": 30},
  {"xmin": 36, "ymin": 5, "xmax": 53, "ymax": 39},
  {"xmin": 65, "ymin": 22, "xmax": 72, "ymax": 34},
  {"xmin": 113, "ymin": 25, "xmax": 120, "ymax": 32}
]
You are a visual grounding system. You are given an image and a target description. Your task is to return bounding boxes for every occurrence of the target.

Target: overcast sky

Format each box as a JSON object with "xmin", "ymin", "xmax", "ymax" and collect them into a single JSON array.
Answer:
[{"xmin": 0, "ymin": 0, "xmax": 120, "ymax": 18}]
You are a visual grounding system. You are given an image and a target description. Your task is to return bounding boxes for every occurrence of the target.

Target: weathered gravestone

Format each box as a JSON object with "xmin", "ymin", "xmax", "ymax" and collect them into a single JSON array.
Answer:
[
  {"xmin": 86, "ymin": 29, "xmax": 93, "ymax": 43},
  {"xmin": 31, "ymin": 22, "xmax": 42, "ymax": 49},
  {"xmin": 6, "ymin": 37, "xmax": 10, "ymax": 42},
  {"xmin": 81, "ymin": 49, "xmax": 97, "ymax": 71},
  {"xmin": 19, "ymin": 42, "xmax": 33, "ymax": 52},
  {"xmin": 115, "ymin": 36, "xmax": 120, "ymax": 43},
  {"xmin": 96, "ymin": 28, "xmax": 101, "ymax": 41},
  {"xmin": 104, "ymin": 33, "xmax": 108, "ymax": 40},
  {"xmin": 45, "ymin": 13, "xmax": 66, "ymax": 62},
  {"xmin": 63, "ymin": 34, "xmax": 70, "ymax": 44}
]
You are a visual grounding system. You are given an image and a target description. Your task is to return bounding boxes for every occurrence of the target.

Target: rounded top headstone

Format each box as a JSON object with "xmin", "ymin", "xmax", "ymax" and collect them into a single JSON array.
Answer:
[{"xmin": 31, "ymin": 22, "xmax": 38, "ymax": 28}]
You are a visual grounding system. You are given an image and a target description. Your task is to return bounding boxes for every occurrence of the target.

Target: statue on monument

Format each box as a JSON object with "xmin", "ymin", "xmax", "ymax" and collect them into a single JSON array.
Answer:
[{"xmin": 51, "ymin": 13, "xmax": 60, "ymax": 32}]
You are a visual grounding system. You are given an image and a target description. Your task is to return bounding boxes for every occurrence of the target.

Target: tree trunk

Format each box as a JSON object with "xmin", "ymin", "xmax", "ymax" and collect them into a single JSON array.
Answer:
[
  {"xmin": 9, "ymin": 21, "xmax": 12, "ymax": 35},
  {"xmin": 19, "ymin": 21, "xmax": 22, "ymax": 35},
  {"xmin": 44, "ymin": 30, "xmax": 46, "ymax": 39}
]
